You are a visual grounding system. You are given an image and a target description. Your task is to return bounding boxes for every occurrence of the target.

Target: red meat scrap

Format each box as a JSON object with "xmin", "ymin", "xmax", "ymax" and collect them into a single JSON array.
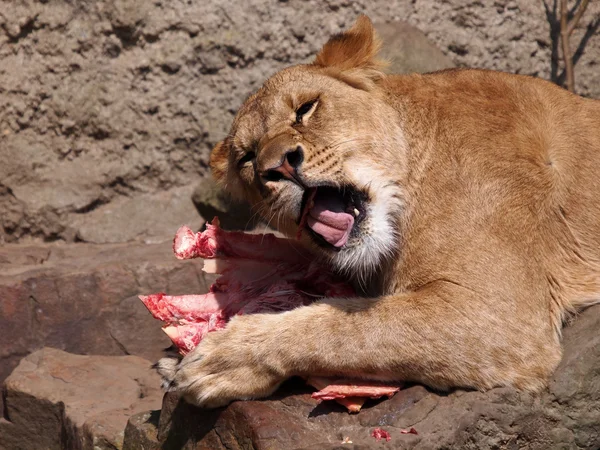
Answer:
[
  {"xmin": 173, "ymin": 218, "xmax": 311, "ymax": 263},
  {"xmin": 310, "ymin": 378, "xmax": 401, "ymax": 400},
  {"xmin": 140, "ymin": 217, "xmax": 402, "ymax": 412},
  {"xmin": 306, "ymin": 376, "xmax": 367, "ymax": 413},
  {"xmin": 371, "ymin": 428, "xmax": 392, "ymax": 442},
  {"xmin": 307, "ymin": 376, "xmax": 402, "ymax": 413}
]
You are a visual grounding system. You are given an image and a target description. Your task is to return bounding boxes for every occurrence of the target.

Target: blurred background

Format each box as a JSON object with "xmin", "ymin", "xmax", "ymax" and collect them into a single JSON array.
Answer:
[{"xmin": 0, "ymin": 2, "xmax": 599, "ymax": 448}]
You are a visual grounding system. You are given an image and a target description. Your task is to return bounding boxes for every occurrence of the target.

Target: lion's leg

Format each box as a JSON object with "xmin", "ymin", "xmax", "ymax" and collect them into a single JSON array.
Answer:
[
  {"xmin": 157, "ymin": 281, "xmax": 561, "ymax": 407},
  {"xmin": 279, "ymin": 281, "xmax": 560, "ymax": 391}
]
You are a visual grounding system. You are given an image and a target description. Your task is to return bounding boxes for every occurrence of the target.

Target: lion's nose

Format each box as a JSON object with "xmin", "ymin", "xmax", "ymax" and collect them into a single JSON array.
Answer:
[{"xmin": 261, "ymin": 146, "xmax": 305, "ymax": 184}]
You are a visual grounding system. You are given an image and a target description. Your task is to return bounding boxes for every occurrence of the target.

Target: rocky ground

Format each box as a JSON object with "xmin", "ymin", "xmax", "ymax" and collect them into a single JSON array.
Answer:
[
  {"xmin": 131, "ymin": 303, "xmax": 600, "ymax": 449},
  {"xmin": 0, "ymin": 238, "xmax": 210, "ymax": 393},
  {"xmin": 1, "ymin": 348, "xmax": 162, "ymax": 450},
  {"xmin": 1, "ymin": 1, "xmax": 599, "ymax": 449},
  {"xmin": 2, "ymin": 305, "xmax": 598, "ymax": 449}
]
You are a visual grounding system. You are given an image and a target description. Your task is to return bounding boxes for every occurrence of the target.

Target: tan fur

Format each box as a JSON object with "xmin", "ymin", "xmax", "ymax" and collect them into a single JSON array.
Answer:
[{"xmin": 157, "ymin": 15, "xmax": 600, "ymax": 407}]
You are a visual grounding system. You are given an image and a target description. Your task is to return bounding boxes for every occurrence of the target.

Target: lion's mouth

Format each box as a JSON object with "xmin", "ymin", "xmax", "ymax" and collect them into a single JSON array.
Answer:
[{"xmin": 298, "ymin": 185, "xmax": 368, "ymax": 249}]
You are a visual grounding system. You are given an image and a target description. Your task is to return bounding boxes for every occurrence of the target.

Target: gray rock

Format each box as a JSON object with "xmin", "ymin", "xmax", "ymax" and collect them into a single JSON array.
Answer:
[
  {"xmin": 0, "ymin": 348, "xmax": 163, "ymax": 450},
  {"xmin": 123, "ymin": 410, "xmax": 161, "ymax": 450},
  {"xmin": 191, "ymin": 178, "xmax": 258, "ymax": 231},
  {"xmin": 375, "ymin": 21, "xmax": 455, "ymax": 74}
]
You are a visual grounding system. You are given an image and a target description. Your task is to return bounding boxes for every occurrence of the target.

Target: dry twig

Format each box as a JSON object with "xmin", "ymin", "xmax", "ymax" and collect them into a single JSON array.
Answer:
[{"xmin": 560, "ymin": 0, "xmax": 590, "ymax": 92}]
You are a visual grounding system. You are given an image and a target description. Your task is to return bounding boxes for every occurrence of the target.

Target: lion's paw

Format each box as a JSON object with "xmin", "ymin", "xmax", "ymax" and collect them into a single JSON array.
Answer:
[{"xmin": 155, "ymin": 317, "xmax": 284, "ymax": 408}]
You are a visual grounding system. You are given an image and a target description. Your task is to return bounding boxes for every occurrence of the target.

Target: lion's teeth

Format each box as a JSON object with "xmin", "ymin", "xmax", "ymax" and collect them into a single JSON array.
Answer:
[{"xmin": 353, "ymin": 208, "xmax": 360, "ymax": 217}]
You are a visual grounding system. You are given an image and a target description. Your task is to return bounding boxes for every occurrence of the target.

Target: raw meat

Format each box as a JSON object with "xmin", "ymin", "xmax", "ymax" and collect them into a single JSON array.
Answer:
[
  {"xmin": 306, "ymin": 376, "xmax": 366, "ymax": 413},
  {"xmin": 173, "ymin": 219, "xmax": 310, "ymax": 263},
  {"xmin": 309, "ymin": 378, "xmax": 401, "ymax": 401},
  {"xmin": 306, "ymin": 376, "xmax": 401, "ymax": 413},
  {"xmin": 140, "ymin": 217, "xmax": 401, "ymax": 412},
  {"xmin": 371, "ymin": 428, "xmax": 392, "ymax": 442}
]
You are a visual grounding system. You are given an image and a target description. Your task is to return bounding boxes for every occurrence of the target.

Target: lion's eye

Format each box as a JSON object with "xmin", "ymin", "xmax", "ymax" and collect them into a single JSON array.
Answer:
[
  {"xmin": 295, "ymin": 100, "xmax": 318, "ymax": 124},
  {"xmin": 238, "ymin": 151, "xmax": 256, "ymax": 168}
]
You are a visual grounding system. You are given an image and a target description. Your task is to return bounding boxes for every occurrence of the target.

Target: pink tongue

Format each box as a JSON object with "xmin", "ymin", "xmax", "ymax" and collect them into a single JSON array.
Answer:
[{"xmin": 307, "ymin": 193, "xmax": 354, "ymax": 247}]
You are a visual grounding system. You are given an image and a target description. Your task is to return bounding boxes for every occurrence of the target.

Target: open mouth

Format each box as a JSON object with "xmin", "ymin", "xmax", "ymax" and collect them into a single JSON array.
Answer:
[{"xmin": 298, "ymin": 185, "xmax": 368, "ymax": 249}]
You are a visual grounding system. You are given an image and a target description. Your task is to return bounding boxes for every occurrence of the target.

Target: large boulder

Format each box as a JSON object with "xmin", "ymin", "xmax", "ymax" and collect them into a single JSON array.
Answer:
[
  {"xmin": 0, "ymin": 348, "xmax": 163, "ymax": 450},
  {"xmin": 123, "ymin": 305, "xmax": 600, "ymax": 449},
  {"xmin": 0, "ymin": 240, "xmax": 215, "ymax": 411}
]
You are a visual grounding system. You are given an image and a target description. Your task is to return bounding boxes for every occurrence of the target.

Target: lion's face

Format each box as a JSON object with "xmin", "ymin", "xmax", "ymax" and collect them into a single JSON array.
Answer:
[{"xmin": 209, "ymin": 17, "xmax": 406, "ymax": 277}]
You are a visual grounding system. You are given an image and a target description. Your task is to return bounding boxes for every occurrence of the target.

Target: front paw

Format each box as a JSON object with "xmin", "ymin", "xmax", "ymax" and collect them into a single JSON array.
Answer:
[{"xmin": 155, "ymin": 315, "xmax": 285, "ymax": 408}]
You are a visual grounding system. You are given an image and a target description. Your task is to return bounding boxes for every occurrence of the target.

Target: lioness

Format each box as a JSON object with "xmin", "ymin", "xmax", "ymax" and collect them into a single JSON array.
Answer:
[{"xmin": 157, "ymin": 15, "xmax": 600, "ymax": 408}]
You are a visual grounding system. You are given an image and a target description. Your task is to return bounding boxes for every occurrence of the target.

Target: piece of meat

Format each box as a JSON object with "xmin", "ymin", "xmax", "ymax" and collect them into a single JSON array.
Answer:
[
  {"xmin": 139, "ymin": 292, "xmax": 229, "ymax": 320},
  {"xmin": 140, "ymin": 217, "xmax": 402, "ymax": 412},
  {"xmin": 306, "ymin": 376, "xmax": 366, "ymax": 413},
  {"xmin": 163, "ymin": 320, "xmax": 226, "ymax": 354},
  {"xmin": 400, "ymin": 427, "xmax": 418, "ymax": 435},
  {"xmin": 371, "ymin": 428, "xmax": 392, "ymax": 442},
  {"xmin": 140, "ymin": 286, "xmax": 313, "ymax": 356},
  {"xmin": 310, "ymin": 378, "xmax": 402, "ymax": 401},
  {"xmin": 174, "ymin": 217, "xmax": 310, "ymax": 263}
]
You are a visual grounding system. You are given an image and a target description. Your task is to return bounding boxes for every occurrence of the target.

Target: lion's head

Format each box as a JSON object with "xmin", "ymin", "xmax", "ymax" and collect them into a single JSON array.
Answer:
[{"xmin": 209, "ymin": 16, "xmax": 407, "ymax": 279}]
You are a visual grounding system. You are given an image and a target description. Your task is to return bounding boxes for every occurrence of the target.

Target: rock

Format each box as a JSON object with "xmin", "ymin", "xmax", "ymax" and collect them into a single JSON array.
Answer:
[
  {"xmin": 122, "ymin": 305, "xmax": 600, "ymax": 449},
  {"xmin": 374, "ymin": 21, "xmax": 455, "ymax": 74},
  {"xmin": 153, "ymin": 383, "xmax": 428, "ymax": 449},
  {"xmin": 72, "ymin": 185, "xmax": 204, "ymax": 244},
  {"xmin": 408, "ymin": 0, "xmax": 600, "ymax": 97},
  {"xmin": 0, "ymin": 348, "xmax": 163, "ymax": 450},
  {"xmin": 0, "ymin": 240, "xmax": 215, "ymax": 411},
  {"xmin": 191, "ymin": 178, "xmax": 257, "ymax": 231},
  {"xmin": 123, "ymin": 410, "xmax": 161, "ymax": 450}
]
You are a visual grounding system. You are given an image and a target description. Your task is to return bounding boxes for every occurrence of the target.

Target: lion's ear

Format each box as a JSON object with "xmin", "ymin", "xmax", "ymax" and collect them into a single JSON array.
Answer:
[
  {"xmin": 314, "ymin": 15, "xmax": 386, "ymax": 73},
  {"xmin": 210, "ymin": 140, "xmax": 229, "ymax": 185}
]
